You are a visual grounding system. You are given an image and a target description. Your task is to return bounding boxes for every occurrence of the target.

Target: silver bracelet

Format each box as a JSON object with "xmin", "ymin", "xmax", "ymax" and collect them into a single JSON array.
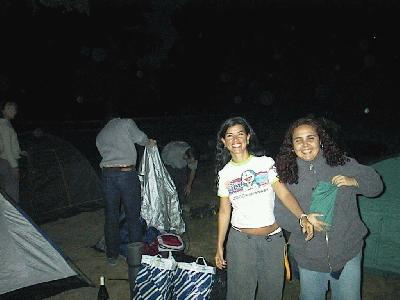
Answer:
[{"xmin": 299, "ymin": 214, "xmax": 308, "ymax": 228}]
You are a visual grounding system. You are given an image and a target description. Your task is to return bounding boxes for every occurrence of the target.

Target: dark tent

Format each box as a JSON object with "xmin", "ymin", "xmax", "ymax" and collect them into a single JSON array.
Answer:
[
  {"xmin": 18, "ymin": 131, "xmax": 103, "ymax": 224},
  {"xmin": 0, "ymin": 192, "xmax": 93, "ymax": 299},
  {"xmin": 359, "ymin": 154, "xmax": 400, "ymax": 275}
]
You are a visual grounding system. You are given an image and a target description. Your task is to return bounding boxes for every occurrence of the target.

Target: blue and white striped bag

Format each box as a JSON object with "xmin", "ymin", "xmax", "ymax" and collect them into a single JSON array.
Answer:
[
  {"xmin": 133, "ymin": 253, "xmax": 177, "ymax": 300},
  {"xmin": 172, "ymin": 257, "xmax": 216, "ymax": 300}
]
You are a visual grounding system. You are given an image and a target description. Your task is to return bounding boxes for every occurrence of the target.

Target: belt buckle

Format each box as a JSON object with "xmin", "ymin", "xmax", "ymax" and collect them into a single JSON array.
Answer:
[{"xmin": 120, "ymin": 166, "xmax": 132, "ymax": 171}]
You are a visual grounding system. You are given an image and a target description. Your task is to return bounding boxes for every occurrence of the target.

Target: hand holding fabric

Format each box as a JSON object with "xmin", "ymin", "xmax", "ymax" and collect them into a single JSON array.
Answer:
[
  {"xmin": 300, "ymin": 216, "xmax": 314, "ymax": 241},
  {"xmin": 146, "ymin": 139, "xmax": 157, "ymax": 147},
  {"xmin": 307, "ymin": 213, "xmax": 329, "ymax": 232},
  {"xmin": 332, "ymin": 175, "xmax": 359, "ymax": 187}
]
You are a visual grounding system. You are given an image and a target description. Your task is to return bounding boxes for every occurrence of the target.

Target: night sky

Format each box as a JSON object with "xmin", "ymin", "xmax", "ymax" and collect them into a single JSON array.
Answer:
[{"xmin": 0, "ymin": 1, "xmax": 399, "ymax": 125}]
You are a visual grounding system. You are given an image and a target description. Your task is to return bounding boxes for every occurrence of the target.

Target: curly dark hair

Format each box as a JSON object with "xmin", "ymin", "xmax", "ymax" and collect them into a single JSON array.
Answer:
[
  {"xmin": 214, "ymin": 116, "xmax": 265, "ymax": 190},
  {"xmin": 275, "ymin": 117, "xmax": 349, "ymax": 184}
]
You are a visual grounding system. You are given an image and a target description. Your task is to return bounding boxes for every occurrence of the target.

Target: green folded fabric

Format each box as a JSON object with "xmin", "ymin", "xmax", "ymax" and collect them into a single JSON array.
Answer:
[{"xmin": 309, "ymin": 181, "xmax": 338, "ymax": 227}]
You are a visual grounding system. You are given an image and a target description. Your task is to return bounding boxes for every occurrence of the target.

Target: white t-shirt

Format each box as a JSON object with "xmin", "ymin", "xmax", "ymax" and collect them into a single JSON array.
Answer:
[{"xmin": 218, "ymin": 155, "xmax": 279, "ymax": 228}]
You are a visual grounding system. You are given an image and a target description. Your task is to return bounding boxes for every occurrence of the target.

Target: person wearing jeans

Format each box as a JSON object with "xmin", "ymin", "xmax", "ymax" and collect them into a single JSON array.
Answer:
[
  {"xmin": 96, "ymin": 111, "xmax": 156, "ymax": 266},
  {"xmin": 101, "ymin": 167, "xmax": 143, "ymax": 260},
  {"xmin": 299, "ymin": 252, "xmax": 362, "ymax": 300},
  {"xmin": 213, "ymin": 116, "xmax": 316, "ymax": 300},
  {"xmin": 275, "ymin": 117, "xmax": 383, "ymax": 300}
]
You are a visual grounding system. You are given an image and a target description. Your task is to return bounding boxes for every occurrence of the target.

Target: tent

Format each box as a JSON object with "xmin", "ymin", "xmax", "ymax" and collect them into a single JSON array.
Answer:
[
  {"xmin": 359, "ymin": 154, "xmax": 400, "ymax": 275},
  {"xmin": 0, "ymin": 192, "xmax": 93, "ymax": 299},
  {"xmin": 18, "ymin": 131, "xmax": 103, "ymax": 224}
]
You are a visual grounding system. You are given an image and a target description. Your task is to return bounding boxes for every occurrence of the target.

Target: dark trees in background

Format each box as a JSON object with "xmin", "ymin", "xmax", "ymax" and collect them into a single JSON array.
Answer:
[{"xmin": 0, "ymin": 0, "xmax": 399, "ymax": 121}]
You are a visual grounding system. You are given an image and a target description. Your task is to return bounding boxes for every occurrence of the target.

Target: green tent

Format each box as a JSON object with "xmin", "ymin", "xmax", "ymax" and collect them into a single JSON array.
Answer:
[{"xmin": 359, "ymin": 154, "xmax": 400, "ymax": 275}]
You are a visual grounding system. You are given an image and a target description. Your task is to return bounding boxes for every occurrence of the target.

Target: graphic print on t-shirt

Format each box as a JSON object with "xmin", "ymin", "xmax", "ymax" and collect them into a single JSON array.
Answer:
[{"xmin": 228, "ymin": 169, "xmax": 269, "ymax": 199}]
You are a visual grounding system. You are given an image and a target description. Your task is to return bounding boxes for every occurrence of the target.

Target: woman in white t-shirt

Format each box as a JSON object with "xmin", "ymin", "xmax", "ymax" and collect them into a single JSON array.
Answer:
[{"xmin": 214, "ymin": 116, "xmax": 317, "ymax": 300}]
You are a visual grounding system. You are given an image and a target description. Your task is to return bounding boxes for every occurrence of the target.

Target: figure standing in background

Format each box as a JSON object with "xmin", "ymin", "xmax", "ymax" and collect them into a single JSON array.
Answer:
[
  {"xmin": 0, "ymin": 100, "xmax": 27, "ymax": 203},
  {"xmin": 96, "ymin": 107, "xmax": 156, "ymax": 298},
  {"xmin": 161, "ymin": 141, "xmax": 198, "ymax": 209}
]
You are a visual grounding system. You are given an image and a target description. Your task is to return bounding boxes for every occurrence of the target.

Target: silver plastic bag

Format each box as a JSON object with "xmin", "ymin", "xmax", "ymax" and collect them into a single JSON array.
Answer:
[{"xmin": 138, "ymin": 146, "xmax": 186, "ymax": 234}]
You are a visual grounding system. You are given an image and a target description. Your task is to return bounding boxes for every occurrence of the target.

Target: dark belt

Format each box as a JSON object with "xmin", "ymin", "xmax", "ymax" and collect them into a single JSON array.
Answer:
[{"xmin": 102, "ymin": 165, "xmax": 135, "ymax": 172}]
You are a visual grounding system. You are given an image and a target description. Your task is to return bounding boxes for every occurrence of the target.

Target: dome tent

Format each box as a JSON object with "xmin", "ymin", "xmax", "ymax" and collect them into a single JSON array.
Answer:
[
  {"xmin": 359, "ymin": 154, "xmax": 400, "ymax": 275},
  {"xmin": 0, "ymin": 192, "xmax": 93, "ymax": 299},
  {"xmin": 18, "ymin": 131, "xmax": 103, "ymax": 224}
]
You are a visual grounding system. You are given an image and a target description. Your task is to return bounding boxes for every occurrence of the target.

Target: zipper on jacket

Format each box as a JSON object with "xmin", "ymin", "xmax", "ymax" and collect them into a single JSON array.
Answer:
[{"xmin": 325, "ymin": 232, "xmax": 333, "ymax": 272}]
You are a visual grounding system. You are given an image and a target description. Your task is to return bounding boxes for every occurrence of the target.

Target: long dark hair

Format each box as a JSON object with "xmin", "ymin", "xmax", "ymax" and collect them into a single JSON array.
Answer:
[
  {"xmin": 276, "ymin": 117, "xmax": 349, "ymax": 184},
  {"xmin": 214, "ymin": 116, "xmax": 265, "ymax": 190}
]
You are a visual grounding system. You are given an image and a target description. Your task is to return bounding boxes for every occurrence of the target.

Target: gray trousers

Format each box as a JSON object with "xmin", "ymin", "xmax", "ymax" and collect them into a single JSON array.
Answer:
[
  {"xmin": 226, "ymin": 228, "xmax": 285, "ymax": 300},
  {"xmin": 0, "ymin": 158, "xmax": 19, "ymax": 203}
]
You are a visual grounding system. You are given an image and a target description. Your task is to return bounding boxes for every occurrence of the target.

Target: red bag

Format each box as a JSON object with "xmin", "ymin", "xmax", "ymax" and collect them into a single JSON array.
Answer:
[{"xmin": 157, "ymin": 233, "xmax": 185, "ymax": 251}]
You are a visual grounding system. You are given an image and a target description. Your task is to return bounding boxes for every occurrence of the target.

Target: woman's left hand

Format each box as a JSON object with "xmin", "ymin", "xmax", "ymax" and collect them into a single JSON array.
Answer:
[
  {"xmin": 332, "ymin": 175, "xmax": 359, "ymax": 187},
  {"xmin": 307, "ymin": 213, "xmax": 328, "ymax": 232},
  {"xmin": 300, "ymin": 217, "xmax": 314, "ymax": 241}
]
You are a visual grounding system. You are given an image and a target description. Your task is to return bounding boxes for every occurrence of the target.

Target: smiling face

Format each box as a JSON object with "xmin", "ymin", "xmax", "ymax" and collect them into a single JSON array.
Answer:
[
  {"xmin": 292, "ymin": 124, "xmax": 320, "ymax": 161},
  {"xmin": 221, "ymin": 124, "xmax": 250, "ymax": 159}
]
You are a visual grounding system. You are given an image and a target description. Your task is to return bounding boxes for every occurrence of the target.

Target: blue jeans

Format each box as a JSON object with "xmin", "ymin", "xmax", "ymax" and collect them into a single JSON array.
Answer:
[
  {"xmin": 299, "ymin": 251, "xmax": 362, "ymax": 300},
  {"xmin": 101, "ymin": 168, "xmax": 143, "ymax": 259}
]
